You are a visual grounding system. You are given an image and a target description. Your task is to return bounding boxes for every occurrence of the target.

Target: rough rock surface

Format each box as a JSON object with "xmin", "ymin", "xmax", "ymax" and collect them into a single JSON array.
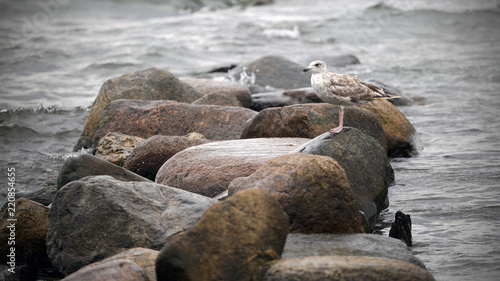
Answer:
[
  {"xmin": 60, "ymin": 259, "xmax": 148, "ymax": 281},
  {"xmin": 241, "ymin": 103, "xmax": 387, "ymax": 152},
  {"xmin": 180, "ymin": 77, "xmax": 251, "ymax": 108},
  {"xmin": 191, "ymin": 92, "xmax": 242, "ymax": 107},
  {"xmin": 361, "ymin": 99, "xmax": 422, "ymax": 157},
  {"xmin": 47, "ymin": 176, "xmax": 216, "ymax": 275},
  {"xmin": 123, "ymin": 135, "xmax": 211, "ymax": 181},
  {"xmin": 228, "ymin": 153, "xmax": 365, "ymax": 234},
  {"xmin": 74, "ymin": 68, "xmax": 204, "ymax": 151},
  {"xmin": 229, "ymin": 55, "xmax": 311, "ymax": 90},
  {"xmin": 155, "ymin": 188, "xmax": 289, "ymax": 281},
  {"xmin": 255, "ymin": 256, "xmax": 435, "ymax": 281},
  {"xmin": 94, "ymin": 132, "xmax": 145, "ymax": 166},
  {"xmin": 57, "ymin": 153, "xmax": 151, "ymax": 190},
  {"xmin": 283, "ymin": 233, "xmax": 426, "ymax": 268},
  {"xmin": 294, "ymin": 128, "xmax": 394, "ymax": 231},
  {"xmin": 101, "ymin": 248, "xmax": 158, "ymax": 281},
  {"xmin": 0, "ymin": 198, "xmax": 49, "ymax": 264},
  {"xmin": 155, "ymin": 138, "xmax": 309, "ymax": 197},
  {"xmin": 91, "ymin": 100, "xmax": 257, "ymax": 148}
]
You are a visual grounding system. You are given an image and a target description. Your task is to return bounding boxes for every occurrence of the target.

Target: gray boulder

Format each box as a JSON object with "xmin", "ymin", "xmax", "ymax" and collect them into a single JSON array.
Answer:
[{"xmin": 47, "ymin": 175, "xmax": 216, "ymax": 275}]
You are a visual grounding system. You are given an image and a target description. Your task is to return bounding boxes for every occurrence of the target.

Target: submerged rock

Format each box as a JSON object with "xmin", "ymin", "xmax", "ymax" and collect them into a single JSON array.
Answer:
[
  {"xmin": 293, "ymin": 128, "xmax": 394, "ymax": 232},
  {"xmin": 94, "ymin": 132, "xmax": 145, "ymax": 166},
  {"xmin": 123, "ymin": 135, "xmax": 211, "ymax": 181},
  {"xmin": 155, "ymin": 138, "xmax": 308, "ymax": 197},
  {"xmin": 155, "ymin": 188, "xmax": 289, "ymax": 281},
  {"xmin": 229, "ymin": 55, "xmax": 311, "ymax": 90},
  {"xmin": 47, "ymin": 176, "xmax": 216, "ymax": 275},
  {"xmin": 229, "ymin": 153, "xmax": 365, "ymax": 234},
  {"xmin": 255, "ymin": 256, "xmax": 435, "ymax": 281},
  {"xmin": 389, "ymin": 211, "xmax": 413, "ymax": 247},
  {"xmin": 74, "ymin": 68, "xmax": 203, "ymax": 151},
  {"xmin": 91, "ymin": 100, "xmax": 257, "ymax": 148}
]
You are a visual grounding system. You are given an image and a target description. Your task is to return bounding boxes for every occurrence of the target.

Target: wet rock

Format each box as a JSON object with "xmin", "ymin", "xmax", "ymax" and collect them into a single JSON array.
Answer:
[
  {"xmin": 101, "ymin": 248, "xmax": 158, "ymax": 281},
  {"xmin": 251, "ymin": 87, "xmax": 322, "ymax": 111},
  {"xmin": 360, "ymin": 99, "xmax": 421, "ymax": 157},
  {"xmin": 0, "ymin": 174, "xmax": 57, "ymax": 210},
  {"xmin": 0, "ymin": 198, "xmax": 49, "ymax": 264},
  {"xmin": 74, "ymin": 68, "xmax": 204, "ymax": 151},
  {"xmin": 61, "ymin": 259, "xmax": 147, "ymax": 281},
  {"xmin": 228, "ymin": 153, "xmax": 365, "ymax": 234},
  {"xmin": 155, "ymin": 138, "xmax": 309, "ymax": 197},
  {"xmin": 305, "ymin": 54, "xmax": 361, "ymax": 67},
  {"xmin": 389, "ymin": 211, "xmax": 413, "ymax": 247},
  {"xmin": 229, "ymin": 55, "xmax": 311, "ymax": 90},
  {"xmin": 123, "ymin": 135, "xmax": 211, "ymax": 181},
  {"xmin": 283, "ymin": 233, "xmax": 425, "ymax": 268},
  {"xmin": 155, "ymin": 188, "xmax": 289, "ymax": 281},
  {"xmin": 57, "ymin": 153, "xmax": 151, "ymax": 189},
  {"xmin": 91, "ymin": 100, "xmax": 257, "ymax": 148},
  {"xmin": 241, "ymin": 103, "xmax": 387, "ymax": 152},
  {"xmin": 255, "ymin": 256, "xmax": 435, "ymax": 281},
  {"xmin": 180, "ymin": 77, "xmax": 251, "ymax": 108},
  {"xmin": 293, "ymin": 128, "xmax": 394, "ymax": 232},
  {"xmin": 191, "ymin": 92, "xmax": 242, "ymax": 107},
  {"xmin": 47, "ymin": 175, "xmax": 216, "ymax": 275},
  {"xmin": 94, "ymin": 132, "xmax": 145, "ymax": 166}
]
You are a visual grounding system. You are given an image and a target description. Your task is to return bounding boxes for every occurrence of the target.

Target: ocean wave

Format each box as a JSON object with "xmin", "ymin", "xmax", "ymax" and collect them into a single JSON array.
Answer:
[{"xmin": 380, "ymin": 0, "xmax": 500, "ymax": 13}]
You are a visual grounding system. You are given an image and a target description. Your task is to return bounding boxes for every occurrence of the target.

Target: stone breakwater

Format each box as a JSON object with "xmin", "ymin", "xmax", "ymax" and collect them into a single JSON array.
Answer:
[{"xmin": 0, "ymin": 55, "xmax": 431, "ymax": 281}]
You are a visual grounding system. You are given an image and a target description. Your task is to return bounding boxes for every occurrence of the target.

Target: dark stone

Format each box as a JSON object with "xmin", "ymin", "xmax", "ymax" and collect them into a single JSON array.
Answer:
[
  {"xmin": 389, "ymin": 211, "xmax": 413, "ymax": 247},
  {"xmin": 47, "ymin": 175, "xmax": 215, "ymax": 275},
  {"xmin": 250, "ymin": 87, "xmax": 322, "ymax": 111},
  {"xmin": 228, "ymin": 55, "xmax": 311, "ymax": 90},
  {"xmin": 0, "ymin": 174, "xmax": 57, "ymax": 211},
  {"xmin": 229, "ymin": 153, "xmax": 365, "ymax": 234},
  {"xmin": 155, "ymin": 188, "xmax": 289, "ymax": 281},
  {"xmin": 91, "ymin": 100, "xmax": 257, "ymax": 148},
  {"xmin": 123, "ymin": 135, "xmax": 211, "ymax": 181},
  {"xmin": 180, "ymin": 77, "xmax": 251, "ymax": 108},
  {"xmin": 74, "ymin": 68, "xmax": 204, "ymax": 151},
  {"xmin": 57, "ymin": 153, "xmax": 151, "ymax": 190},
  {"xmin": 293, "ymin": 128, "xmax": 394, "ymax": 232}
]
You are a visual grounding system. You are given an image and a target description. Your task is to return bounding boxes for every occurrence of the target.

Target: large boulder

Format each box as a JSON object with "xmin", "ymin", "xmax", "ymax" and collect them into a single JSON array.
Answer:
[
  {"xmin": 74, "ymin": 68, "xmax": 204, "ymax": 151},
  {"xmin": 91, "ymin": 100, "xmax": 257, "ymax": 148},
  {"xmin": 47, "ymin": 176, "xmax": 216, "ymax": 275},
  {"xmin": 60, "ymin": 259, "xmax": 148, "ymax": 281},
  {"xmin": 123, "ymin": 135, "xmax": 211, "ymax": 181},
  {"xmin": 293, "ymin": 129, "xmax": 393, "ymax": 231},
  {"xmin": 57, "ymin": 153, "xmax": 151, "ymax": 189},
  {"xmin": 241, "ymin": 103, "xmax": 387, "ymax": 152},
  {"xmin": 155, "ymin": 188, "xmax": 289, "ymax": 281},
  {"xmin": 155, "ymin": 138, "xmax": 309, "ymax": 197},
  {"xmin": 94, "ymin": 132, "xmax": 145, "ymax": 166},
  {"xmin": 361, "ymin": 99, "xmax": 422, "ymax": 157},
  {"xmin": 255, "ymin": 256, "xmax": 435, "ymax": 281},
  {"xmin": 250, "ymin": 87, "xmax": 322, "ymax": 111},
  {"xmin": 228, "ymin": 153, "xmax": 365, "ymax": 234},
  {"xmin": 0, "ymin": 198, "xmax": 48, "ymax": 264},
  {"xmin": 228, "ymin": 55, "xmax": 311, "ymax": 90},
  {"xmin": 180, "ymin": 77, "xmax": 251, "ymax": 108},
  {"xmin": 283, "ymin": 233, "xmax": 426, "ymax": 268}
]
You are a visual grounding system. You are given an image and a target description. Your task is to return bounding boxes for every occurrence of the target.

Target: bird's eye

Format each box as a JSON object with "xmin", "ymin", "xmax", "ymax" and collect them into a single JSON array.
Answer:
[{"xmin": 315, "ymin": 63, "xmax": 320, "ymax": 67}]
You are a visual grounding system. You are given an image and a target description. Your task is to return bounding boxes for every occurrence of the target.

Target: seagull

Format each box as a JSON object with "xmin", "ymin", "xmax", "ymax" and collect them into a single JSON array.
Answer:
[{"xmin": 303, "ymin": 60, "xmax": 399, "ymax": 133}]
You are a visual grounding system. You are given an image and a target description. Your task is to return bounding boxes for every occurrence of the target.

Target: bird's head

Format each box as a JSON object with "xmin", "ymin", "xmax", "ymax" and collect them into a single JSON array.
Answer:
[{"xmin": 302, "ymin": 60, "xmax": 327, "ymax": 74}]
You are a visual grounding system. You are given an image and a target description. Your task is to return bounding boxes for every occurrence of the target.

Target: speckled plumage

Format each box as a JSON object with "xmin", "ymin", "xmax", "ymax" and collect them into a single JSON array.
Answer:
[{"xmin": 303, "ymin": 60, "xmax": 398, "ymax": 133}]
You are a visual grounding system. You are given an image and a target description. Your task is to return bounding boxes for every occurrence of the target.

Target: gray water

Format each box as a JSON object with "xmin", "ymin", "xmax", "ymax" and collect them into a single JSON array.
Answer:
[{"xmin": 1, "ymin": 0, "xmax": 500, "ymax": 280}]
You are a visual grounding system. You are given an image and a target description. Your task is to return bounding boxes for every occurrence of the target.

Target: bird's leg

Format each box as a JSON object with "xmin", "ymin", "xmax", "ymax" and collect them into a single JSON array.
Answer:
[{"xmin": 329, "ymin": 105, "xmax": 344, "ymax": 133}]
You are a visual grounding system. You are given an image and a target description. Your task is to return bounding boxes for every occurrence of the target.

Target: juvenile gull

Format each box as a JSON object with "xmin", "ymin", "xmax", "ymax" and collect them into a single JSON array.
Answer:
[{"xmin": 303, "ymin": 60, "xmax": 399, "ymax": 133}]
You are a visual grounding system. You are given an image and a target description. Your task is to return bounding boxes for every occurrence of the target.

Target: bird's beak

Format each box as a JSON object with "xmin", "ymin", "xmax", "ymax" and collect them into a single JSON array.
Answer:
[{"xmin": 302, "ymin": 68, "xmax": 310, "ymax": 72}]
